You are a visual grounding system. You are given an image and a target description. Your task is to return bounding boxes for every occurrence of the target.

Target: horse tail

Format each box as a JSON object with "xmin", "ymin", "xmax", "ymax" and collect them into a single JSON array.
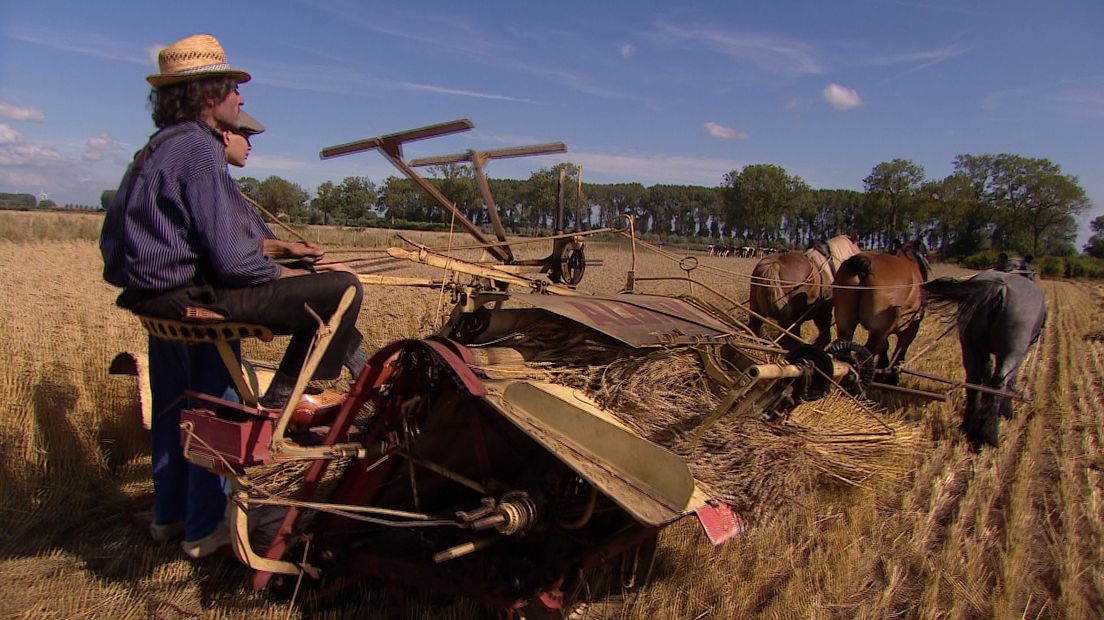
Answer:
[
  {"xmin": 922, "ymin": 277, "xmax": 1007, "ymax": 331},
  {"xmin": 750, "ymin": 258, "xmax": 788, "ymax": 314},
  {"xmin": 838, "ymin": 254, "xmax": 872, "ymax": 282}
]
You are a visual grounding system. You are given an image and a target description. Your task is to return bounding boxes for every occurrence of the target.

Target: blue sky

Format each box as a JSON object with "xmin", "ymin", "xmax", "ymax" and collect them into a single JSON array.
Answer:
[{"xmin": 1, "ymin": 0, "xmax": 1101, "ymax": 243}]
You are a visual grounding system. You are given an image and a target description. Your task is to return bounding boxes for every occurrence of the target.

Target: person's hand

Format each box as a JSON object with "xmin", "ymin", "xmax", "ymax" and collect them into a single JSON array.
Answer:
[{"xmin": 285, "ymin": 241, "xmax": 324, "ymax": 263}]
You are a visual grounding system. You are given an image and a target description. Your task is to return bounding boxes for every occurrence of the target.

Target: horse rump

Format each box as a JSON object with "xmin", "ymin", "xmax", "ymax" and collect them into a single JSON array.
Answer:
[{"xmin": 749, "ymin": 258, "xmax": 788, "ymax": 314}]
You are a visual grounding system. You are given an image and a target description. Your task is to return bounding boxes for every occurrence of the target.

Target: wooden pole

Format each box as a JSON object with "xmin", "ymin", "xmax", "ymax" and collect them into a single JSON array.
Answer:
[{"xmin": 240, "ymin": 192, "xmax": 312, "ymax": 244}]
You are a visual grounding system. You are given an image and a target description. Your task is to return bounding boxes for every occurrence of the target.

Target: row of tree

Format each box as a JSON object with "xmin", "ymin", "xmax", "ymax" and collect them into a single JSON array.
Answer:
[{"xmin": 92, "ymin": 153, "xmax": 1096, "ymax": 259}]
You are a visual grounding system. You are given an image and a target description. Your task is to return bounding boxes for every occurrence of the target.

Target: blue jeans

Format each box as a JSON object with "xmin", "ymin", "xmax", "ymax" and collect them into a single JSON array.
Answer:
[{"xmin": 148, "ymin": 338, "xmax": 239, "ymax": 542}]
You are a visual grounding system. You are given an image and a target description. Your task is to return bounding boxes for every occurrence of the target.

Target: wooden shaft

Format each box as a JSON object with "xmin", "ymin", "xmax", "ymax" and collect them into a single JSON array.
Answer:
[
  {"xmin": 240, "ymin": 192, "xmax": 311, "ymax": 244},
  {"xmin": 387, "ymin": 247, "xmax": 583, "ymax": 296},
  {"xmin": 468, "ymin": 151, "xmax": 513, "ymax": 261},
  {"xmin": 746, "ymin": 361, "xmax": 850, "ymax": 381}
]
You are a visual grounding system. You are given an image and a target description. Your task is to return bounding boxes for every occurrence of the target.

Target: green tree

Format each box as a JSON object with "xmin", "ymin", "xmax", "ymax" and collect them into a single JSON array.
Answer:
[
  {"xmin": 1084, "ymin": 215, "xmax": 1104, "ymax": 258},
  {"xmin": 0, "ymin": 193, "xmax": 37, "ymax": 210},
  {"xmin": 723, "ymin": 164, "xmax": 807, "ymax": 247},
  {"xmin": 379, "ymin": 176, "xmax": 431, "ymax": 222},
  {"xmin": 917, "ymin": 174, "xmax": 984, "ymax": 258},
  {"xmin": 255, "ymin": 176, "xmax": 309, "ymax": 222},
  {"xmin": 313, "ymin": 181, "xmax": 340, "ymax": 225},
  {"xmin": 954, "ymin": 154, "xmax": 1089, "ymax": 255},
  {"xmin": 237, "ymin": 176, "xmax": 262, "ymax": 202},
  {"xmin": 422, "ymin": 163, "xmax": 479, "ymax": 225},
  {"xmin": 335, "ymin": 176, "xmax": 378, "ymax": 224},
  {"xmin": 862, "ymin": 158, "xmax": 925, "ymax": 245}
]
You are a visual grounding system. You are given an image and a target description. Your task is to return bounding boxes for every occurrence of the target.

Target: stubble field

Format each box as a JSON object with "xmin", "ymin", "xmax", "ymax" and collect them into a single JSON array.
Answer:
[{"xmin": 0, "ymin": 211, "xmax": 1101, "ymax": 619}]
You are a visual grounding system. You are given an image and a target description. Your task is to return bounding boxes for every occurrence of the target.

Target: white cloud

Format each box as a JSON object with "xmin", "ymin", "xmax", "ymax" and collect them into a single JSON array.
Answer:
[
  {"xmin": 865, "ymin": 45, "xmax": 968, "ymax": 70},
  {"xmin": 0, "ymin": 143, "xmax": 66, "ymax": 166},
  {"xmin": 704, "ymin": 122, "xmax": 748, "ymax": 140},
  {"xmin": 391, "ymin": 80, "xmax": 536, "ymax": 103},
  {"xmin": 657, "ymin": 25, "xmax": 823, "ymax": 76},
  {"xmin": 83, "ymin": 132, "xmax": 125, "ymax": 161},
  {"xmin": 8, "ymin": 30, "xmax": 148, "ymax": 65},
  {"xmin": 619, "ymin": 43, "xmax": 635, "ymax": 58},
  {"xmin": 0, "ymin": 98, "xmax": 46, "ymax": 122},
  {"xmin": 0, "ymin": 169, "xmax": 48, "ymax": 187},
  {"xmin": 823, "ymin": 83, "xmax": 863, "ymax": 110},
  {"xmin": 0, "ymin": 124, "xmax": 25, "ymax": 145}
]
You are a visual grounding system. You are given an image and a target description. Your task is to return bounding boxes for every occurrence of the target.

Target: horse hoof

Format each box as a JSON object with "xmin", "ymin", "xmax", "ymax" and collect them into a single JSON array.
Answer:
[{"xmin": 874, "ymin": 369, "xmax": 900, "ymax": 386}]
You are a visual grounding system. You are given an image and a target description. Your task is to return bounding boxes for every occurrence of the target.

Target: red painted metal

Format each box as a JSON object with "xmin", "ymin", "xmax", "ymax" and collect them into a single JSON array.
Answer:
[
  {"xmin": 695, "ymin": 501, "xmax": 746, "ymax": 546},
  {"xmin": 251, "ymin": 341, "xmax": 404, "ymax": 590},
  {"xmin": 180, "ymin": 392, "xmax": 278, "ymax": 471}
]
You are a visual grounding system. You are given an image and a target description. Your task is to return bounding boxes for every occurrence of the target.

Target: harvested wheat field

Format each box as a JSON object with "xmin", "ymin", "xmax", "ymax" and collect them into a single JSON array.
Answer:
[{"xmin": 1, "ymin": 213, "xmax": 1102, "ymax": 619}]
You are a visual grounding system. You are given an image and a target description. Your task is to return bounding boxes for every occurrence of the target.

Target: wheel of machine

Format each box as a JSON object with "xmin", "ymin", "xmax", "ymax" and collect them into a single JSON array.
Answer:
[
  {"xmin": 784, "ymin": 344, "xmax": 834, "ymax": 401},
  {"xmin": 449, "ymin": 306, "xmax": 491, "ymax": 343},
  {"xmin": 826, "ymin": 339, "xmax": 875, "ymax": 396},
  {"xmin": 550, "ymin": 247, "xmax": 586, "ymax": 285},
  {"xmin": 564, "ymin": 248, "xmax": 586, "ymax": 285}
]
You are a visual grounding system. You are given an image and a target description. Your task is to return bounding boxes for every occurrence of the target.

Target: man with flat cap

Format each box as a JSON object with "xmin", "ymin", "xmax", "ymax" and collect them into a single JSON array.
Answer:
[{"xmin": 100, "ymin": 34, "xmax": 367, "ymax": 558}]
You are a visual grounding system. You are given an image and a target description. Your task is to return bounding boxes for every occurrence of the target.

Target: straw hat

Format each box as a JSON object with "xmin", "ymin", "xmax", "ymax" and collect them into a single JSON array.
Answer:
[
  {"xmin": 233, "ymin": 110, "xmax": 265, "ymax": 135},
  {"xmin": 147, "ymin": 34, "xmax": 251, "ymax": 88}
]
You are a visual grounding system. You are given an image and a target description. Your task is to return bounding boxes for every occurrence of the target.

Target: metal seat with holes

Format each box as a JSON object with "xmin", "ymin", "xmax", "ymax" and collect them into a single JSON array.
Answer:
[{"xmin": 136, "ymin": 311, "xmax": 274, "ymax": 408}]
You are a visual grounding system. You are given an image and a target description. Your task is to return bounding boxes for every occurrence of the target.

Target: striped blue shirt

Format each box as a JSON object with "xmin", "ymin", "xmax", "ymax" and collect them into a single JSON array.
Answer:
[{"xmin": 101, "ymin": 121, "xmax": 281, "ymax": 291}]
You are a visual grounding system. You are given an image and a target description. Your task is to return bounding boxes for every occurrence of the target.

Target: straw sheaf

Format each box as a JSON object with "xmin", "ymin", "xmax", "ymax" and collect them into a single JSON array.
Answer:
[{"xmin": 544, "ymin": 347, "xmax": 922, "ymax": 525}]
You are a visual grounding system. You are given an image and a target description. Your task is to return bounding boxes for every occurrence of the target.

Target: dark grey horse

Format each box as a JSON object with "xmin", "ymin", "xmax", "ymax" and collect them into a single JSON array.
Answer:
[{"xmin": 923, "ymin": 271, "xmax": 1046, "ymax": 450}]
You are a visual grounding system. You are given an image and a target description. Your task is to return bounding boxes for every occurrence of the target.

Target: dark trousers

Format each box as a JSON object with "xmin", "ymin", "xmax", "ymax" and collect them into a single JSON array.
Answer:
[
  {"xmin": 121, "ymin": 271, "xmax": 364, "ymax": 380},
  {"xmin": 148, "ymin": 339, "xmax": 235, "ymax": 540}
]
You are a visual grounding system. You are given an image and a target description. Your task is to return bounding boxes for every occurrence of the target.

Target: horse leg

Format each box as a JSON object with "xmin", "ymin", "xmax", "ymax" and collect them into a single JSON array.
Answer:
[
  {"xmin": 961, "ymin": 347, "xmax": 995, "ymax": 450},
  {"xmin": 885, "ymin": 318, "xmax": 922, "ymax": 384},
  {"xmin": 748, "ymin": 314, "xmax": 764, "ymax": 339},
  {"xmin": 832, "ymin": 291, "xmax": 858, "ymax": 343},
  {"xmin": 864, "ymin": 327, "xmax": 895, "ymax": 382},
  {"xmin": 991, "ymin": 352, "xmax": 1026, "ymax": 420},
  {"xmin": 812, "ymin": 302, "xmax": 833, "ymax": 348}
]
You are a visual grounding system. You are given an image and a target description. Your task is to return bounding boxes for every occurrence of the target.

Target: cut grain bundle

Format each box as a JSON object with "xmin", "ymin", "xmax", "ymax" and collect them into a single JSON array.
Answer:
[{"xmin": 544, "ymin": 347, "xmax": 923, "ymax": 525}]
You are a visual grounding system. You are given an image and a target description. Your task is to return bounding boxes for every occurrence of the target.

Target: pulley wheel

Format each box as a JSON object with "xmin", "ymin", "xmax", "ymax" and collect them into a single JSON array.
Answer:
[
  {"xmin": 826, "ymin": 339, "xmax": 875, "ymax": 396},
  {"xmin": 784, "ymin": 344, "xmax": 834, "ymax": 402},
  {"xmin": 449, "ymin": 307, "xmax": 490, "ymax": 343},
  {"xmin": 551, "ymin": 247, "xmax": 586, "ymax": 285}
]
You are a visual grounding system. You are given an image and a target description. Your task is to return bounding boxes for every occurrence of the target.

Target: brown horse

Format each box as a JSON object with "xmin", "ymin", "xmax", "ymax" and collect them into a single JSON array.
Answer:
[
  {"xmin": 748, "ymin": 234, "xmax": 860, "ymax": 349},
  {"xmin": 832, "ymin": 241, "xmax": 930, "ymax": 381}
]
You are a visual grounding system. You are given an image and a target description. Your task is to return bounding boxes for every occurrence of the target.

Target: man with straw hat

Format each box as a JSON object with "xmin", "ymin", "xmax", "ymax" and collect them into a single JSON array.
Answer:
[{"xmin": 100, "ymin": 34, "xmax": 367, "ymax": 559}]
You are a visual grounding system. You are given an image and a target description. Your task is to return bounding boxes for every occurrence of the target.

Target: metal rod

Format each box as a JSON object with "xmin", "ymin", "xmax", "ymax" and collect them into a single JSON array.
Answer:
[
  {"xmin": 898, "ymin": 368, "xmax": 1028, "ymax": 400},
  {"xmin": 398, "ymin": 450, "xmax": 487, "ymax": 494},
  {"xmin": 868, "ymin": 381, "xmax": 948, "ymax": 401},
  {"xmin": 433, "ymin": 537, "xmax": 500, "ymax": 563},
  {"xmin": 901, "ymin": 320, "xmax": 959, "ymax": 367}
]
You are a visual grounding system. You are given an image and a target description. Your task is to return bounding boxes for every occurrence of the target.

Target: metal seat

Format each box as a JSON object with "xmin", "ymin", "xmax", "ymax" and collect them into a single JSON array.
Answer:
[{"xmin": 136, "ymin": 313, "xmax": 274, "ymax": 407}]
